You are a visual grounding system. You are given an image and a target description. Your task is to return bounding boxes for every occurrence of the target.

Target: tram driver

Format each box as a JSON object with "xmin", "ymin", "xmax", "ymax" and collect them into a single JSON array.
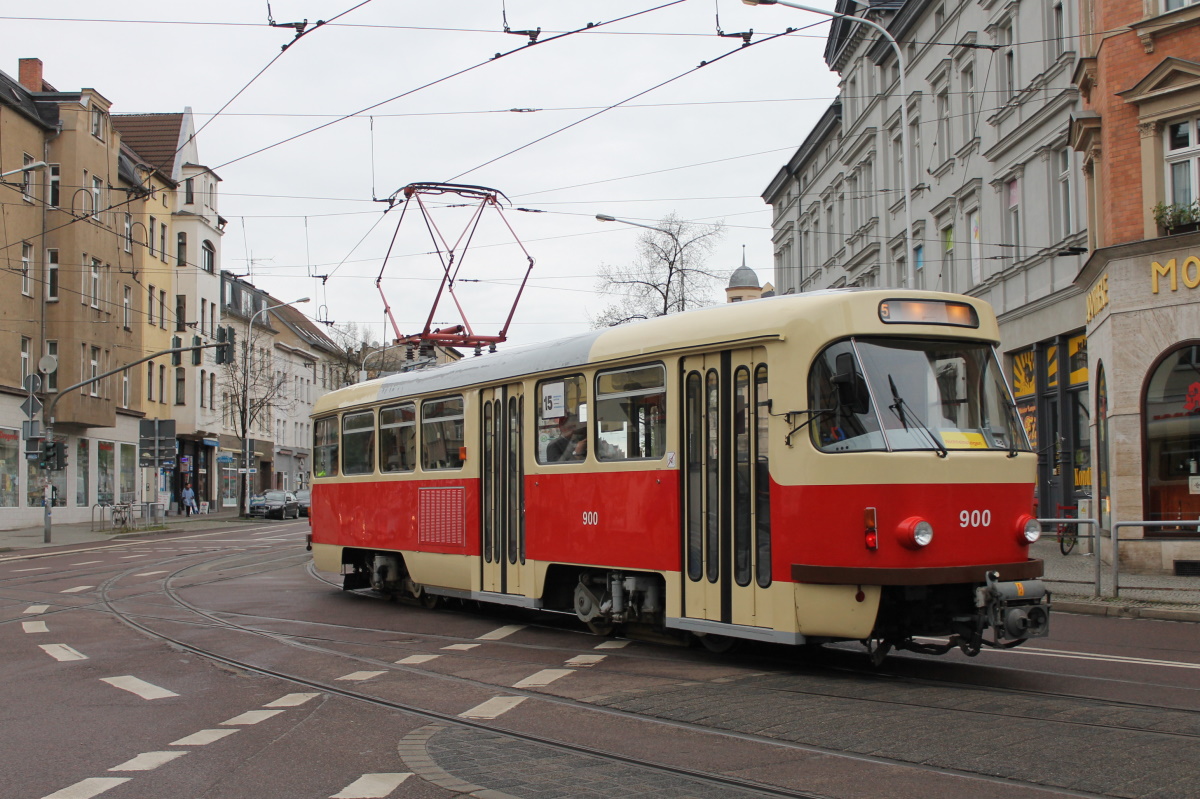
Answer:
[{"xmin": 548, "ymin": 414, "xmax": 586, "ymax": 461}]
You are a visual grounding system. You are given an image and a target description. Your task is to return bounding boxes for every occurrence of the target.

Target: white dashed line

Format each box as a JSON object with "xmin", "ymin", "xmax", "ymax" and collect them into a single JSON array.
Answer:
[
  {"xmin": 40, "ymin": 644, "xmax": 87, "ymax": 661},
  {"xmin": 14, "ymin": 567, "xmax": 49, "ymax": 572},
  {"xmin": 39, "ymin": 777, "xmax": 131, "ymax": 799},
  {"xmin": 336, "ymin": 671, "xmax": 386, "ymax": 682},
  {"xmin": 513, "ymin": 669, "xmax": 573, "ymax": 688},
  {"xmin": 60, "ymin": 586, "xmax": 93, "ymax": 593},
  {"xmin": 566, "ymin": 654, "xmax": 606, "ymax": 667},
  {"xmin": 330, "ymin": 772, "xmax": 412, "ymax": 798},
  {"xmin": 396, "ymin": 654, "xmax": 439, "ymax": 665},
  {"xmin": 71, "ymin": 561, "xmax": 103, "ymax": 566},
  {"xmin": 24, "ymin": 605, "xmax": 49, "ymax": 614},
  {"xmin": 460, "ymin": 696, "xmax": 526, "ymax": 719},
  {"xmin": 264, "ymin": 692, "xmax": 320, "ymax": 707},
  {"xmin": 120, "ymin": 554, "xmax": 148, "ymax": 559},
  {"xmin": 101, "ymin": 676, "xmax": 179, "ymax": 700},
  {"xmin": 134, "ymin": 571, "xmax": 168, "ymax": 577},
  {"xmin": 108, "ymin": 751, "xmax": 188, "ymax": 771},
  {"xmin": 170, "ymin": 729, "xmax": 238, "ymax": 746},
  {"xmin": 220, "ymin": 709, "xmax": 285, "ymax": 726},
  {"xmin": 22, "ymin": 621, "xmax": 48, "ymax": 633},
  {"xmin": 442, "ymin": 643, "xmax": 479, "ymax": 651},
  {"xmin": 477, "ymin": 624, "xmax": 525, "ymax": 640},
  {"xmin": 595, "ymin": 639, "xmax": 631, "ymax": 649}
]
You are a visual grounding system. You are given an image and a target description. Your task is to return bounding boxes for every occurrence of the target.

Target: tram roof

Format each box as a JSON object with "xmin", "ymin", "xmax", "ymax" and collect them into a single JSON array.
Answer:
[{"xmin": 314, "ymin": 289, "xmax": 998, "ymax": 414}]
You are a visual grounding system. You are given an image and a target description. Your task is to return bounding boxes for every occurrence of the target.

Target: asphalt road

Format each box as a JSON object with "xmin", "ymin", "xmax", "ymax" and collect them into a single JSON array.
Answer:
[{"xmin": 3, "ymin": 521, "xmax": 1200, "ymax": 799}]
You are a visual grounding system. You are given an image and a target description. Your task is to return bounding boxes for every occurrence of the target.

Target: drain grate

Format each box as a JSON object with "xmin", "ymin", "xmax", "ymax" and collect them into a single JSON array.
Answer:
[{"xmin": 1173, "ymin": 560, "xmax": 1200, "ymax": 576}]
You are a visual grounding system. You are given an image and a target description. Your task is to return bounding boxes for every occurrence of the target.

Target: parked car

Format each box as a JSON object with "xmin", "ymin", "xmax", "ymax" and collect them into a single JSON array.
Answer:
[
  {"xmin": 295, "ymin": 489, "xmax": 311, "ymax": 517},
  {"xmin": 249, "ymin": 490, "xmax": 300, "ymax": 519}
]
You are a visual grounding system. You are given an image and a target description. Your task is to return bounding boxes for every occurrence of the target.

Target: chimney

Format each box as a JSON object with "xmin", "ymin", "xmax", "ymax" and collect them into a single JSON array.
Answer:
[{"xmin": 18, "ymin": 58, "xmax": 44, "ymax": 92}]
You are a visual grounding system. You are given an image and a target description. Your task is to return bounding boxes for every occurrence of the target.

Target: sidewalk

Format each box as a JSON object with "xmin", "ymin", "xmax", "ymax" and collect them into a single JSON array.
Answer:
[{"xmin": 1, "ymin": 514, "xmax": 1197, "ymax": 623}]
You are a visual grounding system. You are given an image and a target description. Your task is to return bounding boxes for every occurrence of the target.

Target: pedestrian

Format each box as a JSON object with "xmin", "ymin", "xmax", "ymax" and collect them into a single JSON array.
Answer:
[{"xmin": 181, "ymin": 483, "xmax": 195, "ymax": 517}]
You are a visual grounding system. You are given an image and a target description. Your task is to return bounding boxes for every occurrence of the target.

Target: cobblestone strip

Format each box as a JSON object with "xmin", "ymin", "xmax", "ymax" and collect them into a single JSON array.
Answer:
[{"xmin": 397, "ymin": 724, "xmax": 522, "ymax": 799}]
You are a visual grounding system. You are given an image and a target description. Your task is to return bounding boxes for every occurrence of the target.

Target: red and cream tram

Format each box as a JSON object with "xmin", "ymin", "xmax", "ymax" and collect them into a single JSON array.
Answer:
[{"xmin": 309, "ymin": 289, "xmax": 1050, "ymax": 658}]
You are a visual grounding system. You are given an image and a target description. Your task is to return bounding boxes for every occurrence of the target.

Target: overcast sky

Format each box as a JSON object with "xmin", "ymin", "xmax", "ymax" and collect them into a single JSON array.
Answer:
[{"xmin": 8, "ymin": 1, "xmax": 841, "ymax": 348}]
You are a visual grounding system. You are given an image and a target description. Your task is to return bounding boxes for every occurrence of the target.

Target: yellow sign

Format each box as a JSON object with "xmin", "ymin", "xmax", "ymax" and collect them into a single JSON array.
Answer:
[
  {"xmin": 1012, "ymin": 350, "xmax": 1036, "ymax": 398},
  {"xmin": 1152, "ymin": 256, "xmax": 1200, "ymax": 293},
  {"xmin": 1068, "ymin": 334, "xmax": 1088, "ymax": 386},
  {"xmin": 1086, "ymin": 274, "xmax": 1108, "ymax": 321},
  {"xmin": 940, "ymin": 431, "xmax": 988, "ymax": 449}
]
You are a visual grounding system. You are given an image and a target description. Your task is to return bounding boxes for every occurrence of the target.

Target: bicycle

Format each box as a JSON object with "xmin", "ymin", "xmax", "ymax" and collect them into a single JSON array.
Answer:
[
  {"xmin": 1055, "ymin": 503, "xmax": 1078, "ymax": 556},
  {"xmin": 110, "ymin": 504, "xmax": 131, "ymax": 531}
]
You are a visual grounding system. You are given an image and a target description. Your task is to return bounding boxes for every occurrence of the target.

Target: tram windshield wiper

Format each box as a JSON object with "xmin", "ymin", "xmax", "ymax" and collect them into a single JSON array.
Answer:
[{"xmin": 887, "ymin": 375, "xmax": 948, "ymax": 457}]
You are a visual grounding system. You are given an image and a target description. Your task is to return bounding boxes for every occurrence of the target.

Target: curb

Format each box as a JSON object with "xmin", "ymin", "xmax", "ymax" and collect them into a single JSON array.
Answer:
[{"xmin": 1053, "ymin": 597, "xmax": 1200, "ymax": 623}]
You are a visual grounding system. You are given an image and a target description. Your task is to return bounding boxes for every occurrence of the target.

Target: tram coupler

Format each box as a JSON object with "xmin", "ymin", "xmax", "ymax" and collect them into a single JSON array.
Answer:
[{"xmin": 978, "ymin": 570, "xmax": 1051, "ymax": 640}]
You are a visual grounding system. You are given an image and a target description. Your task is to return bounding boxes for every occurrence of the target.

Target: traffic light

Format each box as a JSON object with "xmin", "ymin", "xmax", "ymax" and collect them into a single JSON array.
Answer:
[
  {"xmin": 41, "ymin": 440, "xmax": 55, "ymax": 470},
  {"xmin": 215, "ymin": 327, "xmax": 228, "ymax": 364},
  {"xmin": 171, "ymin": 336, "xmax": 182, "ymax": 366},
  {"xmin": 225, "ymin": 327, "xmax": 237, "ymax": 364},
  {"xmin": 192, "ymin": 335, "xmax": 202, "ymax": 366},
  {"xmin": 52, "ymin": 441, "xmax": 67, "ymax": 472}
]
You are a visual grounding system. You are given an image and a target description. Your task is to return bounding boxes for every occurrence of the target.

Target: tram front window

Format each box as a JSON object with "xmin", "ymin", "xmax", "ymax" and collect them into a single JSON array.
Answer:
[{"xmin": 809, "ymin": 338, "xmax": 1029, "ymax": 453}]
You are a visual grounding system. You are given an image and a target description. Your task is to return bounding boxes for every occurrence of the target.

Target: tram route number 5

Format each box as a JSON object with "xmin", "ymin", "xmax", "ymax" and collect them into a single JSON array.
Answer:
[
  {"xmin": 582, "ymin": 511, "xmax": 600, "ymax": 526},
  {"xmin": 959, "ymin": 509, "xmax": 991, "ymax": 528}
]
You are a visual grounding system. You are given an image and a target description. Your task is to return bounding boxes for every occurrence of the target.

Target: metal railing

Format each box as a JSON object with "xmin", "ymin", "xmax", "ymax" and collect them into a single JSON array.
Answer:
[
  {"xmin": 1112, "ymin": 520, "xmax": 1200, "ymax": 598},
  {"xmin": 91, "ymin": 502, "xmax": 167, "ymax": 532},
  {"xmin": 1038, "ymin": 517, "xmax": 1101, "ymax": 597}
]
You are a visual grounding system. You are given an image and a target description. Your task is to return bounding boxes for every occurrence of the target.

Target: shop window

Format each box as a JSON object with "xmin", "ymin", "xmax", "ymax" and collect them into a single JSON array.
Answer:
[{"xmin": 1143, "ymin": 344, "xmax": 1200, "ymax": 528}]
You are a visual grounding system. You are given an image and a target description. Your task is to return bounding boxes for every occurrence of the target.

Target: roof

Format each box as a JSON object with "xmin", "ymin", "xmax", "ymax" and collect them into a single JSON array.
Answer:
[
  {"xmin": 269, "ymin": 299, "xmax": 344, "ymax": 357},
  {"xmin": 0, "ymin": 67, "xmax": 58, "ymax": 130},
  {"xmin": 728, "ymin": 264, "xmax": 760, "ymax": 289},
  {"xmin": 110, "ymin": 113, "xmax": 184, "ymax": 177}
]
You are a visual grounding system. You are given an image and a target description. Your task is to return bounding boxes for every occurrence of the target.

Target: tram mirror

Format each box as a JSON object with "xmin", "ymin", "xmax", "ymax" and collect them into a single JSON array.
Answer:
[{"xmin": 832, "ymin": 353, "xmax": 870, "ymax": 415}]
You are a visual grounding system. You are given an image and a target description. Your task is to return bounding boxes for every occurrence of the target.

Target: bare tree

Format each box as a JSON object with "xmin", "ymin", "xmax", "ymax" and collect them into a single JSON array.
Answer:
[{"xmin": 592, "ymin": 214, "xmax": 725, "ymax": 327}]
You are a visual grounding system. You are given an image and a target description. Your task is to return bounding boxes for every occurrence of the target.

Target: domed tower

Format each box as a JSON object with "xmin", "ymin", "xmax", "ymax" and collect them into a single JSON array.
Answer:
[{"xmin": 725, "ymin": 247, "xmax": 773, "ymax": 302}]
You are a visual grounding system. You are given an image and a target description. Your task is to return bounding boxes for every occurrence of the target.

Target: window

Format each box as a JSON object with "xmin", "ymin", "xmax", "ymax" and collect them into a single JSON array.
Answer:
[
  {"xmin": 380, "ymin": 403, "xmax": 417, "ymax": 472},
  {"xmin": 892, "ymin": 126, "xmax": 905, "ymax": 201},
  {"xmin": 185, "ymin": 178, "xmax": 194, "ymax": 205},
  {"xmin": 210, "ymin": 373, "xmax": 216, "ymax": 413},
  {"xmin": 45, "ymin": 341, "xmax": 57, "ymax": 392},
  {"xmin": 91, "ymin": 107, "xmax": 104, "ymax": 139},
  {"xmin": 967, "ymin": 208, "xmax": 983, "ymax": 286},
  {"xmin": 147, "ymin": 285, "xmax": 155, "ymax": 325},
  {"xmin": 49, "ymin": 164, "xmax": 60, "ymax": 207},
  {"xmin": 936, "ymin": 88, "xmax": 952, "ymax": 164},
  {"xmin": 1143, "ymin": 344, "xmax": 1200, "ymax": 528},
  {"xmin": 942, "ymin": 224, "xmax": 955, "ymax": 290},
  {"xmin": 160, "ymin": 290, "xmax": 167, "ymax": 329},
  {"xmin": 1166, "ymin": 116, "xmax": 1200, "ymax": 208},
  {"xmin": 537, "ymin": 375, "xmax": 588, "ymax": 463},
  {"xmin": 909, "ymin": 116, "xmax": 922, "ymax": 177},
  {"xmin": 422, "ymin": 397, "xmax": 465, "ymax": 470},
  {"xmin": 20, "ymin": 337, "xmax": 30, "ymax": 384},
  {"xmin": 175, "ymin": 367, "xmax": 185, "ymax": 405},
  {"xmin": 148, "ymin": 217, "xmax": 156, "ymax": 257},
  {"xmin": 1006, "ymin": 178, "xmax": 1022, "ymax": 258},
  {"xmin": 200, "ymin": 369, "xmax": 207, "ymax": 407},
  {"xmin": 21, "ymin": 242, "xmax": 32, "ymax": 296},
  {"xmin": 121, "ymin": 370, "xmax": 129, "ymax": 408},
  {"xmin": 176, "ymin": 296, "xmax": 186, "ymax": 332},
  {"xmin": 1000, "ymin": 22, "xmax": 1016, "ymax": 99},
  {"xmin": 595, "ymin": 364, "xmax": 667, "ymax": 461},
  {"xmin": 1057, "ymin": 148, "xmax": 1073, "ymax": 239},
  {"xmin": 123, "ymin": 286, "xmax": 131, "ymax": 328},
  {"xmin": 159, "ymin": 224, "xmax": 167, "ymax": 262},
  {"xmin": 961, "ymin": 64, "xmax": 977, "ymax": 143},
  {"xmin": 177, "ymin": 232, "xmax": 187, "ymax": 266},
  {"xmin": 202, "ymin": 240, "xmax": 215, "ymax": 273},
  {"xmin": 90, "ymin": 260, "xmax": 100, "ymax": 308},
  {"xmin": 123, "ymin": 213, "xmax": 132, "ymax": 252},
  {"xmin": 92, "ymin": 176, "xmax": 103, "ymax": 221},
  {"xmin": 342, "ymin": 411, "xmax": 375, "ymax": 475},
  {"xmin": 1165, "ymin": 0, "xmax": 1197, "ymax": 10},
  {"xmin": 314, "ymin": 416, "xmax": 339, "ymax": 477},
  {"xmin": 89, "ymin": 347, "xmax": 100, "ymax": 396},
  {"xmin": 147, "ymin": 362, "xmax": 154, "ymax": 402},
  {"xmin": 159, "ymin": 364, "xmax": 166, "ymax": 404},
  {"xmin": 913, "ymin": 244, "xmax": 924, "ymax": 289},
  {"xmin": 45, "ymin": 249, "xmax": 58, "ymax": 301},
  {"xmin": 201, "ymin": 299, "xmax": 208, "ymax": 336},
  {"xmin": 1053, "ymin": 2, "xmax": 1066, "ymax": 56},
  {"xmin": 21, "ymin": 154, "xmax": 34, "ymax": 201}
]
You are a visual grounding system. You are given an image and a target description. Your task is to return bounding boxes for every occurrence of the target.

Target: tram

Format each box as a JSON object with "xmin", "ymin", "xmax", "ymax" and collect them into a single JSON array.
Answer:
[{"xmin": 308, "ymin": 289, "xmax": 1050, "ymax": 659}]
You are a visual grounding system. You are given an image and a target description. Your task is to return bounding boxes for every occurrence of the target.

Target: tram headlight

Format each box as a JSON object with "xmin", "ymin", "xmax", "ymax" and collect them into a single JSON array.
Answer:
[
  {"xmin": 896, "ymin": 516, "xmax": 934, "ymax": 549},
  {"xmin": 1017, "ymin": 515, "xmax": 1040, "ymax": 545}
]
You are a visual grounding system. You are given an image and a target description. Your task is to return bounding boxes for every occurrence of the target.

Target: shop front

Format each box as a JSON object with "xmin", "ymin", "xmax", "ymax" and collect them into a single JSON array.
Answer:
[{"xmin": 1079, "ymin": 230, "xmax": 1200, "ymax": 573}]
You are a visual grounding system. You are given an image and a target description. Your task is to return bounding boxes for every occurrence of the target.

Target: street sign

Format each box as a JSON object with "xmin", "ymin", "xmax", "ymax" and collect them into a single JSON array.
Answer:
[
  {"xmin": 20, "ymin": 395, "xmax": 42, "ymax": 419},
  {"xmin": 23, "ymin": 374, "xmax": 41, "ymax": 394},
  {"xmin": 22, "ymin": 420, "xmax": 41, "ymax": 440},
  {"xmin": 217, "ymin": 454, "xmax": 235, "ymax": 464}
]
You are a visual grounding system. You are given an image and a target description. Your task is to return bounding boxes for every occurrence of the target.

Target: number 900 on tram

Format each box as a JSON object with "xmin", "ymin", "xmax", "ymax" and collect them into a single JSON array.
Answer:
[{"xmin": 308, "ymin": 289, "xmax": 1050, "ymax": 660}]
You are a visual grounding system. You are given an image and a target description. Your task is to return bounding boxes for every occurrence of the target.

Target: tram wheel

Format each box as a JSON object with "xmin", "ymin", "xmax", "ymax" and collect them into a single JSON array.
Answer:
[
  {"xmin": 696, "ymin": 633, "xmax": 738, "ymax": 654},
  {"xmin": 419, "ymin": 592, "xmax": 440, "ymax": 610},
  {"xmin": 587, "ymin": 618, "xmax": 615, "ymax": 636}
]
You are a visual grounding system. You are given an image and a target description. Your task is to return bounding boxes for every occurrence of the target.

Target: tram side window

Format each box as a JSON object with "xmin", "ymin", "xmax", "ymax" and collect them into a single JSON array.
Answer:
[
  {"xmin": 808, "ymin": 341, "xmax": 885, "ymax": 452},
  {"xmin": 595, "ymin": 364, "xmax": 667, "ymax": 461},
  {"xmin": 380, "ymin": 402, "xmax": 416, "ymax": 472},
  {"xmin": 313, "ymin": 416, "xmax": 339, "ymax": 478},
  {"xmin": 537, "ymin": 375, "xmax": 588, "ymax": 463},
  {"xmin": 422, "ymin": 396, "xmax": 465, "ymax": 470},
  {"xmin": 342, "ymin": 411, "xmax": 375, "ymax": 475}
]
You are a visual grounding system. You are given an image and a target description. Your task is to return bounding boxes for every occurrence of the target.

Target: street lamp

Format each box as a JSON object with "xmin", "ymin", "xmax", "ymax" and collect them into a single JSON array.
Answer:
[
  {"xmin": 242, "ymin": 297, "xmax": 309, "ymax": 515},
  {"xmin": 596, "ymin": 214, "xmax": 691, "ymax": 314},
  {"xmin": 742, "ymin": 0, "xmax": 915, "ymax": 288}
]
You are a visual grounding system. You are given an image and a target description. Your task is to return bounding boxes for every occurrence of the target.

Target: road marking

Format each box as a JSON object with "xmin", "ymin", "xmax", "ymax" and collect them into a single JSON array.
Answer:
[
  {"xmin": 24, "ymin": 605, "xmax": 49, "ymax": 614},
  {"xmin": 264, "ymin": 692, "xmax": 320, "ymax": 707},
  {"xmin": 101, "ymin": 676, "xmax": 179, "ymax": 700},
  {"xmin": 170, "ymin": 729, "xmax": 238, "ymax": 746},
  {"xmin": 39, "ymin": 777, "xmax": 131, "ymax": 799},
  {"xmin": 513, "ymin": 669, "xmax": 573, "ymax": 688},
  {"xmin": 134, "ymin": 571, "xmax": 168, "ymax": 577},
  {"xmin": 459, "ymin": 696, "xmax": 526, "ymax": 719},
  {"xmin": 23, "ymin": 621, "xmax": 48, "ymax": 633},
  {"xmin": 14, "ymin": 567, "xmax": 49, "ymax": 572},
  {"xmin": 40, "ymin": 644, "xmax": 87, "ymax": 661},
  {"xmin": 442, "ymin": 643, "xmax": 479, "ymax": 651},
  {"xmin": 109, "ymin": 751, "xmax": 188, "ymax": 771},
  {"xmin": 1011, "ymin": 645, "xmax": 1200, "ymax": 671},
  {"xmin": 330, "ymin": 773, "xmax": 412, "ymax": 798},
  {"xmin": 221, "ymin": 709, "xmax": 285, "ymax": 725},
  {"xmin": 71, "ymin": 561, "xmax": 103, "ymax": 566},
  {"xmin": 120, "ymin": 554, "xmax": 148, "ymax": 559},
  {"xmin": 477, "ymin": 624, "xmax": 525, "ymax": 640},
  {"xmin": 60, "ymin": 586, "xmax": 93, "ymax": 593},
  {"xmin": 396, "ymin": 654, "xmax": 439, "ymax": 665},
  {"xmin": 595, "ymin": 639, "xmax": 630, "ymax": 649},
  {"xmin": 566, "ymin": 654, "xmax": 606, "ymax": 667},
  {"xmin": 337, "ymin": 670, "xmax": 386, "ymax": 681}
]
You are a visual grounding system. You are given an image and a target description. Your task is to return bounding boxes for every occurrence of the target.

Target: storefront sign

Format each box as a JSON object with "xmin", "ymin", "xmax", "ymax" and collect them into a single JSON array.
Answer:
[
  {"xmin": 1086, "ymin": 274, "xmax": 1108, "ymax": 322},
  {"xmin": 1191, "ymin": 476, "xmax": 1200, "ymax": 495},
  {"xmin": 1152, "ymin": 256, "xmax": 1200, "ymax": 294}
]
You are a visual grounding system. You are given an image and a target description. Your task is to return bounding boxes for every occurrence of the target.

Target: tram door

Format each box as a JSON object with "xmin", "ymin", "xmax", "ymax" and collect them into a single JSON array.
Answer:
[
  {"xmin": 480, "ymin": 385, "xmax": 527, "ymax": 596},
  {"xmin": 681, "ymin": 350, "xmax": 772, "ymax": 630}
]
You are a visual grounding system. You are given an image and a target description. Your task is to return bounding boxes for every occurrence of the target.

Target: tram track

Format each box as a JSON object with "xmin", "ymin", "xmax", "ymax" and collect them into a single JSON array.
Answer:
[{"xmin": 74, "ymin": 542, "xmax": 1197, "ymax": 798}]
